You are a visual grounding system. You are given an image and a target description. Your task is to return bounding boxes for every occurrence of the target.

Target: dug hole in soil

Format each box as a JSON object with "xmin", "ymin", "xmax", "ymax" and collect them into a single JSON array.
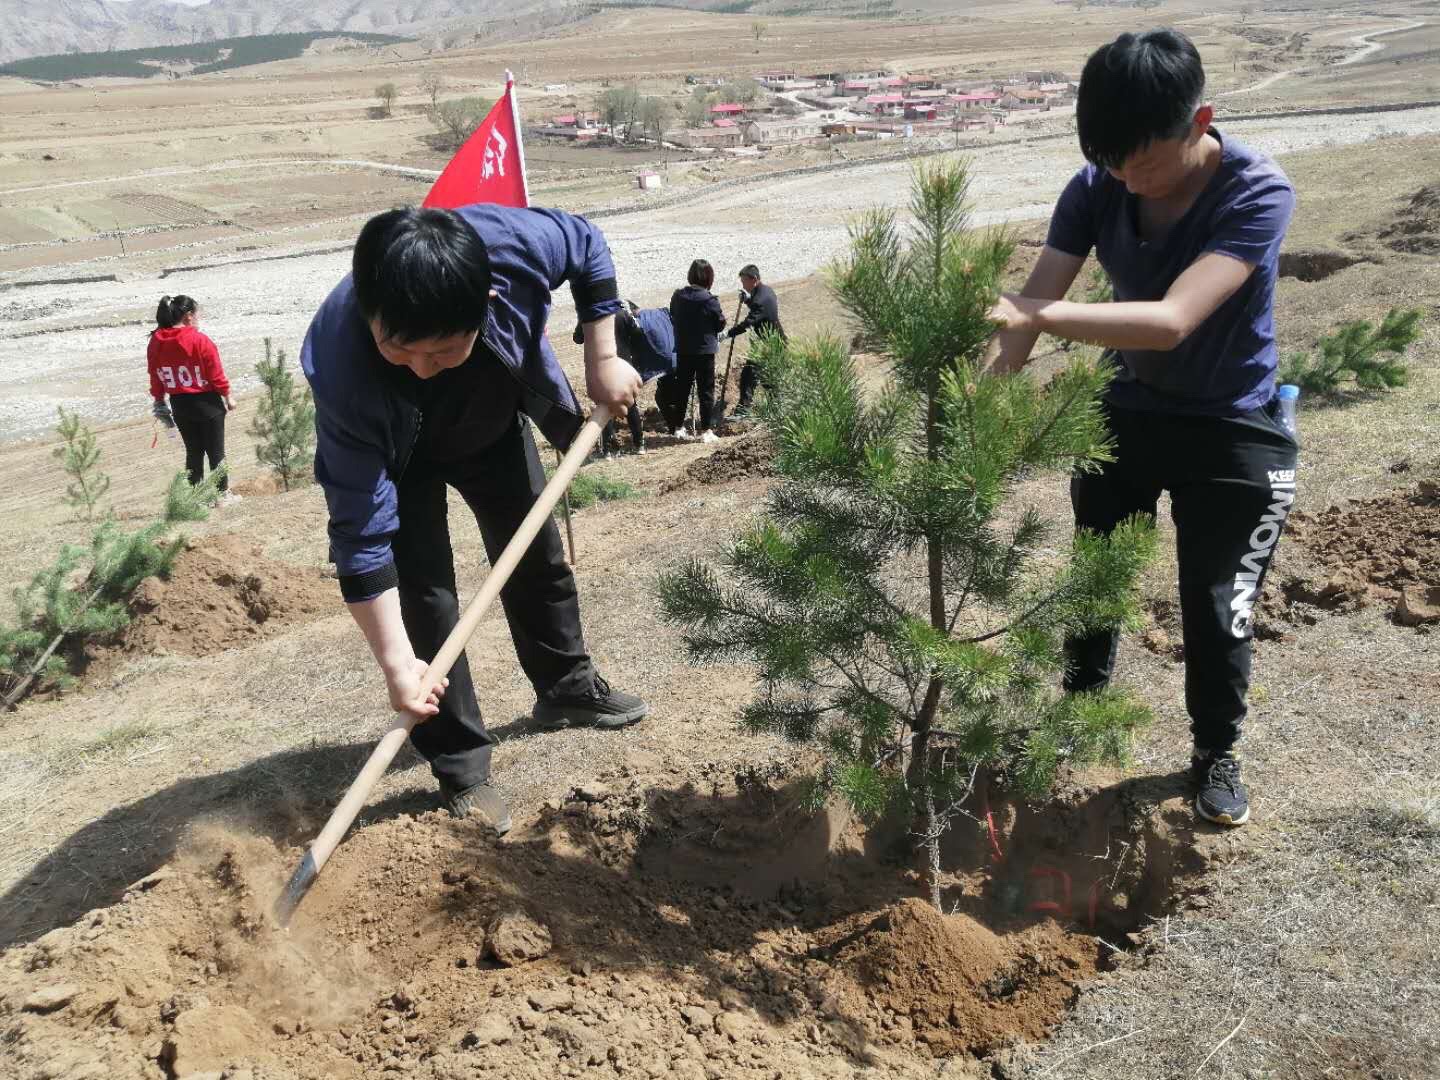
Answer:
[
  {"xmin": 0, "ymin": 756, "xmax": 1218, "ymax": 1080},
  {"xmin": 79, "ymin": 534, "xmax": 334, "ymax": 684}
]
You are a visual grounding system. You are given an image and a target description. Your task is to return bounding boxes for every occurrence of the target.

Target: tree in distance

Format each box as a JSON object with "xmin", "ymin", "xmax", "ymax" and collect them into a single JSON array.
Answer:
[
  {"xmin": 419, "ymin": 71, "xmax": 446, "ymax": 114},
  {"xmin": 431, "ymin": 96, "xmax": 494, "ymax": 150},
  {"xmin": 375, "ymin": 82, "xmax": 398, "ymax": 117},
  {"xmin": 659, "ymin": 159, "xmax": 1157, "ymax": 907}
]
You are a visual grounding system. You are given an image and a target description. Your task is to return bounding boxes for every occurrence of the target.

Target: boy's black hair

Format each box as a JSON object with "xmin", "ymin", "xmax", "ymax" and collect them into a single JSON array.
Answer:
[
  {"xmin": 738, "ymin": 264, "xmax": 760, "ymax": 281},
  {"xmin": 352, "ymin": 206, "xmax": 492, "ymax": 343},
  {"xmin": 1076, "ymin": 29, "xmax": 1206, "ymax": 170}
]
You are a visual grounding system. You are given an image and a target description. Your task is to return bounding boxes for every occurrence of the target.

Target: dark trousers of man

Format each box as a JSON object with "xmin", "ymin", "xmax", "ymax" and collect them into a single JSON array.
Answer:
[
  {"xmin": 393, "ymin": 414, "xmax": 596, "ymax": 791},
  {"xmin": 658, "ymin": 352, "xmax": 716, "ymax": 433},
  {"xmin": 737, "ymin": 355, "xmax": 768, "ymax": 409},
  {"xmin": 171, "ymin": 393, "xmax": 227, "ymax": 491},
  {"xmin": 1063, "ymin": 401, "xmax": 1298, "ymax": 754},
  {"xmin": 600, "ymin": 403, "xmax": 644, "ymax": 454}
]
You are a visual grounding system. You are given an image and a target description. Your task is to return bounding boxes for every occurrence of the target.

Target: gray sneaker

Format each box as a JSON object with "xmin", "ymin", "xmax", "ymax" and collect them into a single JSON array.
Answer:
[
  {"xmin": 1192, "ymin": 751, "xmax": 1250, "ymax": 827},
  {"xmin": 532, "ymin": 675, "xmax": 648, "ymax": 731},
  {"xmin": 439, "ymin": 779, "xmax": 512, "ymax": 835}
]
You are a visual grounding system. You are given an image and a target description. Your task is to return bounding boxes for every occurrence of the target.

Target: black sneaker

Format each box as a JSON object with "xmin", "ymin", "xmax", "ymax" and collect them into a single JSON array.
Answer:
[
  {"xmin": 439, "ymin": 779, "xmax": 512, "ymax": 836},
  {"xmin": 1192, "ymin": 751, "xmax": 1250, "ymax": 827},
  {"xmin": 532, "ymin": 675, "xmax": 648, "ymax": 731}
]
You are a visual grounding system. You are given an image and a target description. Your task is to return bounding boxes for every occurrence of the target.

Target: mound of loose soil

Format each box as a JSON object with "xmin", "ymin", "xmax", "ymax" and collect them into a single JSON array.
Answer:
[
  {"xmin": 1268, "ymin": 478, "xmax": 1440, "ymax": 627},
  {"xmin": 0, "ymin": 762, "xmax": 1210, "ymax": 1080},
  {"xmin": 1376, "ymin": 185, "xmax": 1440, "ymax": 256},
  {"xmin": 91, "ymin": 534, "xmax": 333, "ymax": 668},
  {"xmin": 660, "ymin": 431, "xmax": 776, "ymax": 495}
]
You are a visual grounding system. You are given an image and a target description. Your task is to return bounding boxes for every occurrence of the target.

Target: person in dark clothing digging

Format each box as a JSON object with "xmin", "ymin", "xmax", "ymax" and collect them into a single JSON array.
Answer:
[
  {"xmin": 987, "ymin": 30, "xmax": 1297, "ymax": 828},
  {"xmin": 726, "ymin": 263, "xmax": 786, "ymax": 415},
  {"xmin": 301, "ymin": 204, "xmax": 654, "ymax": 836}
]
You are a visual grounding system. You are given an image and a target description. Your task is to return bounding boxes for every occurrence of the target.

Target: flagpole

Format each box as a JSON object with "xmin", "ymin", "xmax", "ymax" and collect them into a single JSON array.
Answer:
[{"xmin": 506, "ymin": 70, "xmax": 531, "ymax": 208}]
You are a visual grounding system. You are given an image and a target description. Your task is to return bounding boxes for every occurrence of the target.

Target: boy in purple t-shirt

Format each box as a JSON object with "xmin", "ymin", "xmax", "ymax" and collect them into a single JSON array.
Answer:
[{"xmin": 988, "ymin": 29, "xmax": 1298, "ymax": 827}]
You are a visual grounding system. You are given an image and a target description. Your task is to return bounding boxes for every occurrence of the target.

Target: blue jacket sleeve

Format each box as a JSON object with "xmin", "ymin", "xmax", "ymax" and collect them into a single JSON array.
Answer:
[
  {"xmin": 527, "ymin": 207, "xmax": 623, "ymax": 324},
  {"xmin": 313, "ymin": 404, "xmax": 400, "ymax": 602}
]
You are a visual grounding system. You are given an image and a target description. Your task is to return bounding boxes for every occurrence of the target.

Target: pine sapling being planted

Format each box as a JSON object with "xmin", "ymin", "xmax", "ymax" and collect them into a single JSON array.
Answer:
[{"xmin": 659, "ymin": 160, "xmax": 1157, "ymax": 907}]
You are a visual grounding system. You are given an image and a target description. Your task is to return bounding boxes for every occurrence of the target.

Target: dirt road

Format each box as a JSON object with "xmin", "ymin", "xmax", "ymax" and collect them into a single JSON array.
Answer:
[{"xmin": 2, "ymin": 102, "xmax": 1438, "ymax": 442}]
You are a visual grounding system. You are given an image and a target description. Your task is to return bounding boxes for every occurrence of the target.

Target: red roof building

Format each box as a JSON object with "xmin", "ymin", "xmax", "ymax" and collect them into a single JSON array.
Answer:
[{"xmin": 710, "ymin": 103, "xmax": 746, "ymax": 115}]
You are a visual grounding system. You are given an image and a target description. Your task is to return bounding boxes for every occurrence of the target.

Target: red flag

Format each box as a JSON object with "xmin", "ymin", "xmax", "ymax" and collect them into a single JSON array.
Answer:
[{"xmin": 423, "ymin": 72, "xmax": 530, "ymax": 210}]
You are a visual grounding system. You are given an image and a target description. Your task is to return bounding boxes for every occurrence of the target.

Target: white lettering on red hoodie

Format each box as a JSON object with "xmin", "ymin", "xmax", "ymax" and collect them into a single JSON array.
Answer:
[{"xmin": 147, "ymin": 326, "xmax": 230, "ymax": 400}]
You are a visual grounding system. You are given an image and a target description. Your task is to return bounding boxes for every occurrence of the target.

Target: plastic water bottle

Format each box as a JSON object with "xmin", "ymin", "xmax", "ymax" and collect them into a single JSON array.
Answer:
[{"xmin": 1276, "ymin": 384, "xmax": 1300, "ymax": 438}]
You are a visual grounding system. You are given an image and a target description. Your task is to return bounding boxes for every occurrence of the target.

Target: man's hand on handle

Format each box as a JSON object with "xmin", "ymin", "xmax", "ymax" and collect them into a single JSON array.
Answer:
[
  {"xmin": 581, "ymin": 314, "xmax": 641, "ymax": 411},
  {"xmin": 384, "ymin": 656, "xmax": 448, "ymax": 725},
  {"xmin": 349, "ymin": 588, "xmax": 448, "ymax": 726}
]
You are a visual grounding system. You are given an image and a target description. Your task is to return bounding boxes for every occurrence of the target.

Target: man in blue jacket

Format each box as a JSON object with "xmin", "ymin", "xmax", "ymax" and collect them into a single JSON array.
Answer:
[{"xmin": 301, "ymin": 204, "xmax": 658, "ymax": 834}]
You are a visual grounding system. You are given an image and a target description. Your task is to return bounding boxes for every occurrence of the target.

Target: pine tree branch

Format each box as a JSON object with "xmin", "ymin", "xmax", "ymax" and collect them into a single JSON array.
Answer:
[
  {"xmin": 957, "ymin": 584, "xmax": 1066, "ymax": 645},
  {"xmin": 2, "ymin": 582, "xmax": 103, "ymax": 709}
]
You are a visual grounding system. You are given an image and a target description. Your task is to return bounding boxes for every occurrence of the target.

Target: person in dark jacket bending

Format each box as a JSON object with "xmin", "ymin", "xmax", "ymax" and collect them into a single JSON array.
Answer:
[
  {"xmin": 301, "ymin": 204, "xmax": 653, "ymax": 835},
  {"xmin": 726, "ymin": 264, "xmax": 786, "ymax": 413},
  {"xmin": 574, "ymin": 301, "xmax": 676, "ymax": 456},
  {"xmin": 664, "ymin": 259, "xmax": 727, "ymax": 443}
]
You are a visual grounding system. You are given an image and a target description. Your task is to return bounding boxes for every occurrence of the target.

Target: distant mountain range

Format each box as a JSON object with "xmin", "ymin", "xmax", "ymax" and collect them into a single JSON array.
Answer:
[{"xmin": 0, "ymin": 0, "xmax": 580, "ymax": 66}]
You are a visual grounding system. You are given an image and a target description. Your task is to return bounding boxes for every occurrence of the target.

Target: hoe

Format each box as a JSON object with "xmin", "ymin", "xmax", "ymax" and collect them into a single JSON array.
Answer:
[{"xmin": 272, "ymin": 404, "xmax": 613, "ymax": 927}]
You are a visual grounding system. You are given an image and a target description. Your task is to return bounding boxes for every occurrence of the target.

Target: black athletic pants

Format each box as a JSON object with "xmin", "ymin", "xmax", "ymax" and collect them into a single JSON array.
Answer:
[
  {"xmin": 1063, "ymin": 400, "xmax": 1298, "ymax": 754},
  {"xmin": 171, "ymin": 393, "xmax": 227, "ymax": 492},
  {"xmin": 393, "ymin": 414, "xmax": 596, "ymax": 790},
  {"xmin": 658, "ymin": 352, "xmax": 717, "ymax": 433}
]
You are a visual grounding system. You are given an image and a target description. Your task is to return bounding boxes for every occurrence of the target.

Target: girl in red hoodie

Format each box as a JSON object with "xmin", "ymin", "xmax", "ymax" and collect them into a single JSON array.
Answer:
[{"xmin": 147, "ymin": 295, "xmax": 237, "ymax": 499}]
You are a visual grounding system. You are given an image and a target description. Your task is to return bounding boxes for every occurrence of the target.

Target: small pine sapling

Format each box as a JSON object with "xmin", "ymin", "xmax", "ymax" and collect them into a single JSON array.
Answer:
[
  {"xmin": 53, "ymin": 407, "xmax": 111, "ymax": 519},
  {"xmin": 0, "ymin": 469, "xmax": 223, "ymax": 707},
  {"xmin": 659, "ymin": 160, "xmax": 1157, "ymax": 908},
  {"xmin": 249, "ymin": 337, "xmax": 316, "ymax": 491},
  {"xmin": 1279, "ymin": 307, "xmax": 1423, "ymax": 398}
]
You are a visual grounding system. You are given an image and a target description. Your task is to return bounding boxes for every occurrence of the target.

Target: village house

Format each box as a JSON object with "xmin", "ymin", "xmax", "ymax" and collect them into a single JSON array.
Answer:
[
  {"xmin": 669, "ymin": 125, "xmax": 745, "ymax": 149},
  {"xmin": 863, "ymin": 92, "xmax": 906, "ymax": 116},
  {"xmin": 740, "ymin": 118, "xmax": 824, "ymax": 145},
  {"xmin": 709, "ymin": 102, "xmax": 748, "ymax": 120},
  {"xmin": 999, "ymin": 87, "xmax": 1051, "ymax": 111}
]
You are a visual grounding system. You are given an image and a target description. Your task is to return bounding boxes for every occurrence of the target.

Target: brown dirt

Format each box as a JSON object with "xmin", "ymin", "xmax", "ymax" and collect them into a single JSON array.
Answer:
[
  {"xmin": 87, "ymin": 534, "xmax": 334, "ymax": 672},
  {"xmin": 1265, "ymin": 476, "xmax": 1440, "ymax": 628},
  {"xmin": 659, "ymin": 431, "xmax": 776, "ymax": 495},
  {"xmin": 0, "ymin": 761, "xmax": 1209, "ymax": 1080},
  {"xmin": 1374, "ymin": 185, "xmax": 1440, "ymax": 255},
  {"xmin": 1276, "ymin": 249, "xmax": 1369, "ymax": 282}
]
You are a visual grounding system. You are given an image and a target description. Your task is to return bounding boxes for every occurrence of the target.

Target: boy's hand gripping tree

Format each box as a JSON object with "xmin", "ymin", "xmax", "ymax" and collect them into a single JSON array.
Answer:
[{"xmin": 659, "ymin": 160, "xmax": 1157, "ymax": 907}]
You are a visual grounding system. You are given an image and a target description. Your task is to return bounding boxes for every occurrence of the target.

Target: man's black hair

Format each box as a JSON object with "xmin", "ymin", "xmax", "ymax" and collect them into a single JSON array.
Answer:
[
  {"xmin": 1076, "ymin": 29, "xmax": 1206, "ymax": 170},
  {"xmin": 352, "ymin": 206, "xmax": 492, "ymax": 343},
  {"xmin": 738, "ymin": 264, "xmax": 760, "ymax": 280}
]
